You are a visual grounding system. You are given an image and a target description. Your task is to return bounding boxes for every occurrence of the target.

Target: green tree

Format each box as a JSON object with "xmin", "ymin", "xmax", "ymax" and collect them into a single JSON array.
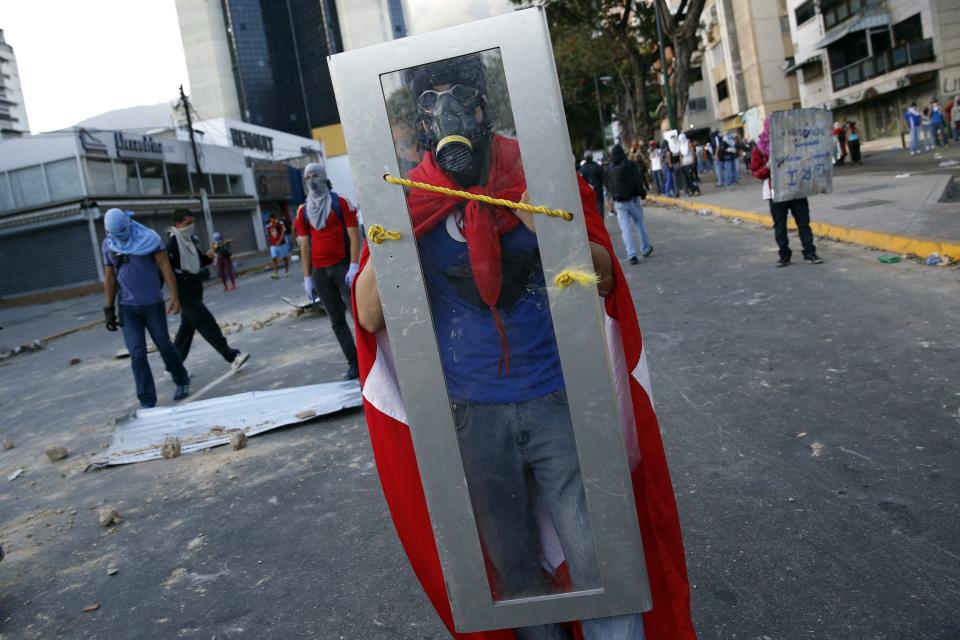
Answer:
[
  {"xmin": 513, "ymin": 0, "xmax": 661, "ymax": 150},
  {"xmin": 655, "ymin": 0, "xmax": 707, "ymax": 129}
]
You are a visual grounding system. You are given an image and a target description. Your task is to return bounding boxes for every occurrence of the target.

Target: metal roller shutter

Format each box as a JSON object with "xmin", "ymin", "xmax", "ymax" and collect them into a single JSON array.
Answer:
[
  {"xmin": 211, "ymin": 209, "xmax": 258, "ymax": 254},
  {"xmin": 0, "ymin": 222, "xmax": 98, "ymax": 296}
]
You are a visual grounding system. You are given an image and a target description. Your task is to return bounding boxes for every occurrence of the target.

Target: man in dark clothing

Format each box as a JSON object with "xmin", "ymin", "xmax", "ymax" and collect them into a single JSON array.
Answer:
[
  {"xmin": 604, "ymin": 144, "xmax": 652, "ymax": 265},
  {"xmin": 166, "ymin": 209, "xmax": 249, "ymax": 369},
  {"xmin": 578, "ymin": 151, "xmax": 605, "ymax": 216}
]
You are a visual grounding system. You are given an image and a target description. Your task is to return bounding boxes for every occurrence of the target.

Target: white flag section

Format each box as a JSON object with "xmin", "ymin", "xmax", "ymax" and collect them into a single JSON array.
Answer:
[
  {"xmin": 770, "ymin": 108, "xmax": 834, "ymax": 202},
  {"xmin": 90, "ymin": 382, "xmax": 362, "ymax": 468}
]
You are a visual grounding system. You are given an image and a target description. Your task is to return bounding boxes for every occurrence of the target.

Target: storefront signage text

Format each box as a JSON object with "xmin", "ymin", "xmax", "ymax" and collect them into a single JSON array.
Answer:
[
  {"xmin": 230, "ymin": 128, "xmax": 274, "ymax": 153},
  {"xmin": 114, "ymin": 132, "xmax": 164, "ymax": 158}
]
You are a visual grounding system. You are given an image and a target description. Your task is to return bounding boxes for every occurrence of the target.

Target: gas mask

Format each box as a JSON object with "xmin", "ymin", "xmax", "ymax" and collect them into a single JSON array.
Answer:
[{"xmin": 418, "ymin": 84, "xmax": 488, "ymax": 178}]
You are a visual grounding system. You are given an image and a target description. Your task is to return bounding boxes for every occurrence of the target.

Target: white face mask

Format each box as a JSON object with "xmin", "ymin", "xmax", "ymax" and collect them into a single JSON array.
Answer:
[{"xmin": 179, "ymin": 222, "xmax": 196, "ymax": 234}]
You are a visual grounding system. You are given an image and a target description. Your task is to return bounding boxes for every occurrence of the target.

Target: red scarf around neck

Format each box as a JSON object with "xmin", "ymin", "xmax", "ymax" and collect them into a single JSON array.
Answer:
[{"xmin": 406, "ymin": 135, "xmax": 526, "ymax": 373}]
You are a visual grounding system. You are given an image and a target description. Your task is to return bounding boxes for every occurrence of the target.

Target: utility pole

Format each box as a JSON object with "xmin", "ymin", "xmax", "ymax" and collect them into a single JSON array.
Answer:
[
  {"xmin": 593, "ymin": 74, "xmax": 606, "ymax": 151},
  {"xmin": 178, "ymin": 85, "xmax": 215, "ymax": 242},
  {"xmin": 653, "ymin": 0, "xmax": 678, "ymax": 131}
]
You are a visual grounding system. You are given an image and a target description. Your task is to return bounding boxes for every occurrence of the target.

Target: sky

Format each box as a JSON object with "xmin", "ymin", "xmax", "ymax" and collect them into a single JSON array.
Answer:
[{"xmin": 0, "ymin": 0, "xmax": 517, "ymax": 135}]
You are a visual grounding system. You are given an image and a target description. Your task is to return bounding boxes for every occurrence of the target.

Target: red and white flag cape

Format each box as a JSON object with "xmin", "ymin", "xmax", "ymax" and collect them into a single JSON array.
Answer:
[{"xmin": 351, "ymin": 172, "xmax": 697, "ymax": 640}]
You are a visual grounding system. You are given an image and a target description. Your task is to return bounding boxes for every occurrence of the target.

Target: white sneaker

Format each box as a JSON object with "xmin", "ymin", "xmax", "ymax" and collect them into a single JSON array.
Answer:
[{"xmin": 231, "ymin": 352, "xmax": 250, "ymax": 370}]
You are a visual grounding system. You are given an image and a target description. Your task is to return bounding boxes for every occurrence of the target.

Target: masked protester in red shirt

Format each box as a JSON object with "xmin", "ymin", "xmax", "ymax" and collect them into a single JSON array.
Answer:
[{"xmin": 295, "ymin": 163, "xmax": 361, "ymax": 380}]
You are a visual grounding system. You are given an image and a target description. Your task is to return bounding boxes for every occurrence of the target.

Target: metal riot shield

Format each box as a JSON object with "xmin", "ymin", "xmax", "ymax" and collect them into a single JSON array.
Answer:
[
  {"xmin": 770, "ymin": 108, "xmax": 834, "ymax": 202},
  {"xmin": 329, "ymin": 8, "xmax": 650, "ymax": 632}
]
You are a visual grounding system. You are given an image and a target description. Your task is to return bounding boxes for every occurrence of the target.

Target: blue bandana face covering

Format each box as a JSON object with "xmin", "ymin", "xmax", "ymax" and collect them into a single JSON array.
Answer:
[{"xmin": 103, "ymin": 209, "xmax": 162, "ymax": 256}]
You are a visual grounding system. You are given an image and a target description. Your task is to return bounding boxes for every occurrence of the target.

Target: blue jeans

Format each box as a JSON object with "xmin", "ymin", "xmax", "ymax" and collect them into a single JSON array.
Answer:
[
  {"xmin": 720, "ymin": 158, "xmax": 737, "ymax": 186},
  {"xmin": 120, "ymin": 302, "xmax": 190, "ymax": 407},
  {"xmin": 452, "ymin": 391, "xmax": 644, "ymax": 640},
  {"xmin": 614, "ymin": 199, "xmax": 652, "ymax": 259},
  {"xmin": 909, "ymin": 126, "xmax": 920, "ymax": 153},
  {"xmin": 663, "ymin": 168, "xmax": 677, "ymax": 197},
  {"xmin": 651, "ymin": 169, "xmax": 665, "ymax": 195},
  {"xmin": 713, "ymin": 155, "xmax": 723, "ymax": 184}
]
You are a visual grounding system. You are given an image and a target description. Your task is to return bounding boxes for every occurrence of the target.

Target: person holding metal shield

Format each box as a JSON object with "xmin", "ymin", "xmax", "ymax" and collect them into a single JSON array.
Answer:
[{"xmin": 353, "ymin": 53, "xmax": 695, "ymax": 640}]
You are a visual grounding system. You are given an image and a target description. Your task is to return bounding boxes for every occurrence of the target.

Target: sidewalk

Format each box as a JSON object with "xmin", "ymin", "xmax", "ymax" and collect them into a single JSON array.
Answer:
[{"xmin": 650, "ymin": 157, "xmax": 960, "ymax": 259}]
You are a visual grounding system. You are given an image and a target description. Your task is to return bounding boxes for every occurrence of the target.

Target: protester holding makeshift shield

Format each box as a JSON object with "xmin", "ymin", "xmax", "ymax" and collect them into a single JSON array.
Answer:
[
  {"xmin": 750, "ymin": 112, "xmax": 826, "ymax": 267},
  {"xmin": 336, "ymin": 10, "xmax": 695, "ymax": 639}
]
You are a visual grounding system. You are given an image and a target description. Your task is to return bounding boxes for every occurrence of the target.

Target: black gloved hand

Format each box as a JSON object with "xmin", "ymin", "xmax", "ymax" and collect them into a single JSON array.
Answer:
[{"xmin": 104, "ymin": 306, "xmax": 118, "ymax": 332}]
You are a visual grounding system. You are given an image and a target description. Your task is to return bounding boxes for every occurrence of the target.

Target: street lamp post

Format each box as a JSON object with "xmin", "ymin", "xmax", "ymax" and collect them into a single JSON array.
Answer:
[
  {"xmin": 653, "ymin": 0, "xmax": 678, "ymax": 131},
  {"xmin": 593, "ymin": 74, "xmax": 613, "ymax": 152}
]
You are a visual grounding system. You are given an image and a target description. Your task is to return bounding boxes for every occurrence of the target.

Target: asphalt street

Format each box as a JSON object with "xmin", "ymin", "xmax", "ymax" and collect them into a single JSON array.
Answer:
[{"xmin": 0, "ymin": 205, "xmax": 957, "ymax": 640}]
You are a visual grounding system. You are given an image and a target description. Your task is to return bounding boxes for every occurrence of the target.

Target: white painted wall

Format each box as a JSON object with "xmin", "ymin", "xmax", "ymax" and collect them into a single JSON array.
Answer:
[{"xmin": 174, "ymin": 0, "xmax": 243, "ymax": 122}]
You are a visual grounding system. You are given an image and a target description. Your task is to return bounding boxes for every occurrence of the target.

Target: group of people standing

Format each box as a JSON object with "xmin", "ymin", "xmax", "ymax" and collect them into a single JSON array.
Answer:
[
  {"xmin": 102, "ymin": 162, "xmax": 362, "ymax": 409},
  {"xmin": 832, "ymin": 120, "xmax": 863, "ymax": 165},
  {"xmin": 904, "ymin": 96, "xmax": 960, "ymax": 154}
]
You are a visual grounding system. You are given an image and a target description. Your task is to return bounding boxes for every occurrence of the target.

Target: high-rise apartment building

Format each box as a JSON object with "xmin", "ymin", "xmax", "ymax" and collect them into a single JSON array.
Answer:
[
  {"xmin": 175, "ymin": 0, "xmax": 409, "ymax": 141},
  {"xmin": 785, "ymin": 0, "xmax": 960, "ymax": 141},
  {"xmin": 683, "ymin": 0, "xmax": 801, "ymax": 137},
  {"xmin": 0, "ymin": 29, "xmax": 31, "ymax": 140}
]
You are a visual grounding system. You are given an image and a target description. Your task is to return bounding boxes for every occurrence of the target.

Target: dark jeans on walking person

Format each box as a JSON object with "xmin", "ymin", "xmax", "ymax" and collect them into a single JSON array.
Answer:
[
  {"xmin": 769, "ymin": 198, "xmax": 817, "ymax": 263},
  {"xmin": 311, "ymin": 260, "xmax": 358, "ymax": 376},
  {"xmin": 174, "ymin": 295, "xmax": 240, "ymax": 364},
  {"xmin": 120, "ymin": 302, "xmax": 190, "ymax": 408},
  {"xmin": 849, "ymin": 139, "xmax": 861, "ymax": 164}
]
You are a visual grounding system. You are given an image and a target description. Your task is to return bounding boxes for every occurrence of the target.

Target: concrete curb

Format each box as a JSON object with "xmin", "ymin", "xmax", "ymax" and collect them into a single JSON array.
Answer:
[{"xmin": 647, "ymin": 195, "xmax": 960, "ymax": 259}]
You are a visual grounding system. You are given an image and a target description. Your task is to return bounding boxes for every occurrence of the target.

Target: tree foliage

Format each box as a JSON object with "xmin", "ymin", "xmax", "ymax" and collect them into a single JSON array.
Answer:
[{"xmin": 655, "ymin": 0, "xmax": 707, "ymax": 129}]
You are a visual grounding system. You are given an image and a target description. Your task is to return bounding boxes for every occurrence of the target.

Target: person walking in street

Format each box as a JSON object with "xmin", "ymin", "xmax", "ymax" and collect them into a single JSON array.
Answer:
[
  {"xmin": 166, "ymin": 209, "xmax": 249, "ymax": 370},
  {"xmin": 211, "ymin": 233, "xmax": 236, "ymax": 290},
  {"xmin": 101, "ymin": 208, "xmax": 190, "ymax": 408},
  {"xmin": 904, "ymin": 103, "xmax": 923, "ymax": 155},
  {"xmin": 295, "ymin": 163, "xmax": 360, "ymax": 380},
  {"xmin": 353, "ymin": 57, "xmax": 694, "ymax": 638},
  {"xmin": 750, "ymin": 117, "xmax": 822, "ymax": 268},
  {"xmin": 648, "ymin": 140, "xmax": 665, "ymax": 194},
  {"xmin": 605, "ymin": 143, "xmax": 653, "ymax": 265},
  {"xmin": 265, "ymin": 213, "xmax": 291, "ymax": 279},
  {"xmin": 578, "ymin": 151, "xmax": 605, "ymax": 216},
  {"xmin": 847, "ymin": 121, "xmax": 862, "ymax": 164}
]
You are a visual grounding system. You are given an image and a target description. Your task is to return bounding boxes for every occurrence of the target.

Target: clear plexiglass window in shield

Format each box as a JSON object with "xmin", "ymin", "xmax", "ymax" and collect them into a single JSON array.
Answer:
[{"xmin": 380, "ymin": 50, "xmax": 602, "ymax": 604}]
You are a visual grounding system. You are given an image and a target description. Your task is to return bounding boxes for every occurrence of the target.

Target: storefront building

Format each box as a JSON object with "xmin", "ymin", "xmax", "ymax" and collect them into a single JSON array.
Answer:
[{"xmin": 0, "ymin": 129, "xmax": 257, "ymax": 299}]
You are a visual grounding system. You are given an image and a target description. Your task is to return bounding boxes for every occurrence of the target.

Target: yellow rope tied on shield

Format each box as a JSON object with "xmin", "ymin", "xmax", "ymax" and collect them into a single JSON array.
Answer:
[
  {"xmin": 554, "ymin": 270, "xmax": 600, "ymax": 289},
  {"xmin": 366, "ymin": 225, "xmax": 401, "ymax": 244},
  {"xmin": 383, "ymin": 174, "xmax": 574, "ymax": 221}
]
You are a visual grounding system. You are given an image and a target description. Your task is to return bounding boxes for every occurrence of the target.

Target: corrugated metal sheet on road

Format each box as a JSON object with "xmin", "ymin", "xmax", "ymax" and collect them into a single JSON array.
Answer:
[{"xmin": 89, "ymin": 381, "xmax": 362, "ymax": 469}]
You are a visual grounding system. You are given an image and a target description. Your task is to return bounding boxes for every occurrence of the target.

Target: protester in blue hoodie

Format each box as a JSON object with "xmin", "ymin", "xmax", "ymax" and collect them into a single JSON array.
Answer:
[{"xmin": 102, "ymin": 208, "xmax": 191, "ymax": 408}]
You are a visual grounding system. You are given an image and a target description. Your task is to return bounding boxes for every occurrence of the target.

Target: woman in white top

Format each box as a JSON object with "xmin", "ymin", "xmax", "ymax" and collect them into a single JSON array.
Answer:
[
  {"xmin": 677, "ymin": 133, "xmax": 700, "ymax": 196},
  {"xmin": 648, "ymin": 141, "xmax": 664, "ymax": 194}
]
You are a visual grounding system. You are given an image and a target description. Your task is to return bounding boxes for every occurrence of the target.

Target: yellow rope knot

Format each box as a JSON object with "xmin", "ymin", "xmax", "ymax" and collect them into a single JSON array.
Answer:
[
  {"xmin": 383, "ymin": 174, "xmax": 574, "ymax": 221},
  {"xmin": 554, "ymin": 270, "xmax": 600, "ymax": 289},
  {"xmin": 367, "ymin": 225, "xmax": 401, "ymax": 244}
]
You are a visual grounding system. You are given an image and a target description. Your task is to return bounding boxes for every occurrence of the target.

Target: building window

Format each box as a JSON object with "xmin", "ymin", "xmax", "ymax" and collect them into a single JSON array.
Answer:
[
  {"xmin": 689, "ymin": 66, "xmax": 703, "ymax": 83},
  {"xmin": 85, "ymin": 159, "xmax": 116, "ymax": 195},
  {"xmin": 117, "ymin": 161, "xmax": 140, "ymax": 195},
  {"xmin": 9, "ymin": 165, "xmax": 47, "ymax": 208},
  {"xmin": 44, "ymin": 159, "xmax": 83, "ymax": 202},
  {"xmin": 716, "ymin": 79, "xmax": 729, "ymax": 102},
  {"xmin": 801, "ymin": 62, "xmax": 824, "ymax": 82},
  {"xmin": 708, "ymin": 41, "xmax": 726, "ymax": 69},
  {"xmin": 0, "ymin": 173, "xmax": 13, "ymax": 212},
  {"xmin": 165, "ymin": 163, "xmax": 191, "ymax": 195},
  {"xmin": 893, "ymin": 13, "xmax": 923, "ymax": 47},
  {"xmin": 794, "ymin": 1, "xmax": 815, "ymax": 26},
  {"xmin": 228, "ymin": 175, "xmax": 245, "ymax": 195},
  {"xmin": 211, "ymin": 173, "xmax": 229, "ymax": 195},
  {"xmin": 138, "ymin": 161, "xmax": 166, "ymax": 195},
  {"xmin": 780, "ymin": 15, "xmax": 791, "ymax": 34},
  {"xmin": 688, "ymin": 97, "xmax": 708, "ymax": 113}
]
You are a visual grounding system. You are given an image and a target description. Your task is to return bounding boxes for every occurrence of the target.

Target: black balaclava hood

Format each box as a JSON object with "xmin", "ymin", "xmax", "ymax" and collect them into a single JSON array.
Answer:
[
  {"xmin": 610, "ymin": 144, "xmax": 627, "ymax": 165},
  {"xmin": 407, "ymin": 56, "xmax": 490, "ymax": 184}
]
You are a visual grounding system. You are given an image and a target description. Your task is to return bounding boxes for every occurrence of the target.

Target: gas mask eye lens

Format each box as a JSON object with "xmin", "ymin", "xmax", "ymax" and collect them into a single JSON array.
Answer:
[
  {"xmin": 417, "ymin": 90, "xmax": 440, "ymax": 112},
  {"xmin": 450, "ymin": 85, "xmax": 479, "ymax": 104}
]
